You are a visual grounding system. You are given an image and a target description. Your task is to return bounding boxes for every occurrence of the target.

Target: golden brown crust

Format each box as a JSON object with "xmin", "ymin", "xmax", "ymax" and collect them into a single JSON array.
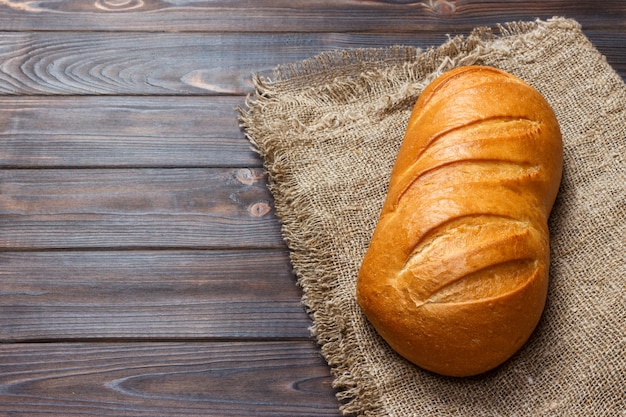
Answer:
[{"xmin": 356, "ymin": 66, "xmax": 563, "ymax": 377}]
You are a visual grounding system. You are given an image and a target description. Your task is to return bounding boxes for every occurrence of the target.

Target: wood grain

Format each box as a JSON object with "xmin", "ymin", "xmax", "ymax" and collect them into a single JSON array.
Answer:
[
  {"xmin": 0, "ymin": 0, "xmax": 623, "ymax": 32},
  {"xmin": 0, "ymin": 32, "xmax": 452, "ymax": 95},
  {"xmin": 0, "ymin": 250, "xmax": 310, "ymax": 341},
  {"xmin": 0, "ymin": 342, "xmax": 341, "ymax": 416},
  {"xmin": 0, "ymin": 31, "xmax": 621, "ymax": 96},
  {"xmin": 0, "ymin": 168, "xmax": 283, "ymax": 249},
  {"xmin": 0, "ymin": 96, "xmax": 259, "ymax": 168}
]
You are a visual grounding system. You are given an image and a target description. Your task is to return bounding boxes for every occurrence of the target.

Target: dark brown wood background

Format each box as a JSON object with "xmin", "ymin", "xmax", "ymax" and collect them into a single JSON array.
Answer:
[{"xmin": 1, "ymin": 1, "xmax": 624, "ymax": 416}]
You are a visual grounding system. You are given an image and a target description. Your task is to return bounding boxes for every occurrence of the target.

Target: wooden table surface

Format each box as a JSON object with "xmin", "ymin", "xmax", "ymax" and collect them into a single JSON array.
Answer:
[{"xmin": 0, "ymin": 2, "xmax": 624, "ymax": 416}]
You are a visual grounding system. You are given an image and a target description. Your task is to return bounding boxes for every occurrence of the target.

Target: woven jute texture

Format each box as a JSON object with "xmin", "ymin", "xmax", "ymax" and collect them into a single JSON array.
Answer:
[{"xmin": 240, "ymin": 18, "xmax": 625, "ymax": 416}]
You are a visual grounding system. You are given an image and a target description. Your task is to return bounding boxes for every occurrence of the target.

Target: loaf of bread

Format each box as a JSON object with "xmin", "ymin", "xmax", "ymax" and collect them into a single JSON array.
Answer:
[{"xmin": 356, "ymin": 66, "xmax": 563, "ymax": 377}]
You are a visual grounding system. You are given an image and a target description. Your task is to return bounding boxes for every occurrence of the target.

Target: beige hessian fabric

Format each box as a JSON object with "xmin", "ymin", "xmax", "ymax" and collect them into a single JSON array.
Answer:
[{"xmin": 239, "ymin": 18, "xmax": 625, "ymax": 417}]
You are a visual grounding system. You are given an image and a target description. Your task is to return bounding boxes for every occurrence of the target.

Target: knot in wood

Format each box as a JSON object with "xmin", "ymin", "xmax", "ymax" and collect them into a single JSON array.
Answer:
[
  {"xmin": 248, "ymin": 201, "xmax": 271, "ymax": 218},
  {"xmin": 235, "ymin": 168, "xmax": 265, "ymax": 185},
  {"xmin": 424, "ymin": 0, "xmax": 456, "ymax": 16},
  {"xmin": 95, "ymin": 0, "xmax": 145, "ymax": 12}
]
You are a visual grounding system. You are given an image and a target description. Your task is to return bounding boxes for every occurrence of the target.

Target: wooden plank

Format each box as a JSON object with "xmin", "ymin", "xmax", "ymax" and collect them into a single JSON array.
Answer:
[
  {"xmin": 0, "ymin": 168, "xmax": 284, "ymax": 249},
  {"xmin": 0, "ymin": 96, "xmax": 259, "ymax": 168},
  {"xmin": 0, "ymin": 342, "xmax": 341, "ymax": 416},
  {"xmin": 0, "ymin": 31, "xmax": 451, "ymax": 95},
  {"xmin": 0, "ymin": 31, "xmax": 621, "ymax": 96},
  {"xmin": 0, "ymin": 250, "xmax": 310, "ymax": 340},
  {"xmin": 0, "ymin": 0, "xmax": 623, "ymax": 32}
]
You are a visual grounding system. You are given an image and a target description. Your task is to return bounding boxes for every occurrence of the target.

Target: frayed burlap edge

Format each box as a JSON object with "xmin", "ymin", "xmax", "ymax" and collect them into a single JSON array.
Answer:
[{"xmin": 239, "ymin": 17, "xmax": 617, "ymax": 417}]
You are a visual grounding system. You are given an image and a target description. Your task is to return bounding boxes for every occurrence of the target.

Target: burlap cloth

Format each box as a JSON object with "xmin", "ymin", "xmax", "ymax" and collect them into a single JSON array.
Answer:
[{"xmin": 239, "ymin": 17, "xmax": 625, "ymax": 416}]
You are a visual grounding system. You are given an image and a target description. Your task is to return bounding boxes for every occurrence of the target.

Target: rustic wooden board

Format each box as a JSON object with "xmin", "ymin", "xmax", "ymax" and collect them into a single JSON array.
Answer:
[
  {"xmin": 0, "ymin": 250, "xmax": 310, "ymax": 341},
  {"xmin": 0, "ymin": 342, "xmax": 341, "ymax": 417},
  {"xmin": 0, "ymin": 31, "xmax": 621, "ymax": 96},
  {"xmin": 0, "ymin": 32, "xmax": 451, "ymax": 95},
  {"xmin": 0, "ymin": 96, "xmax": 258, "ymax": 168},
  {"xmin": 0, "ymin": 0, "xmax": 623, "ymax": 32},
  {"xmin": 0, "ymin": 168, "xmax": 283, "ymax": 249}
]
